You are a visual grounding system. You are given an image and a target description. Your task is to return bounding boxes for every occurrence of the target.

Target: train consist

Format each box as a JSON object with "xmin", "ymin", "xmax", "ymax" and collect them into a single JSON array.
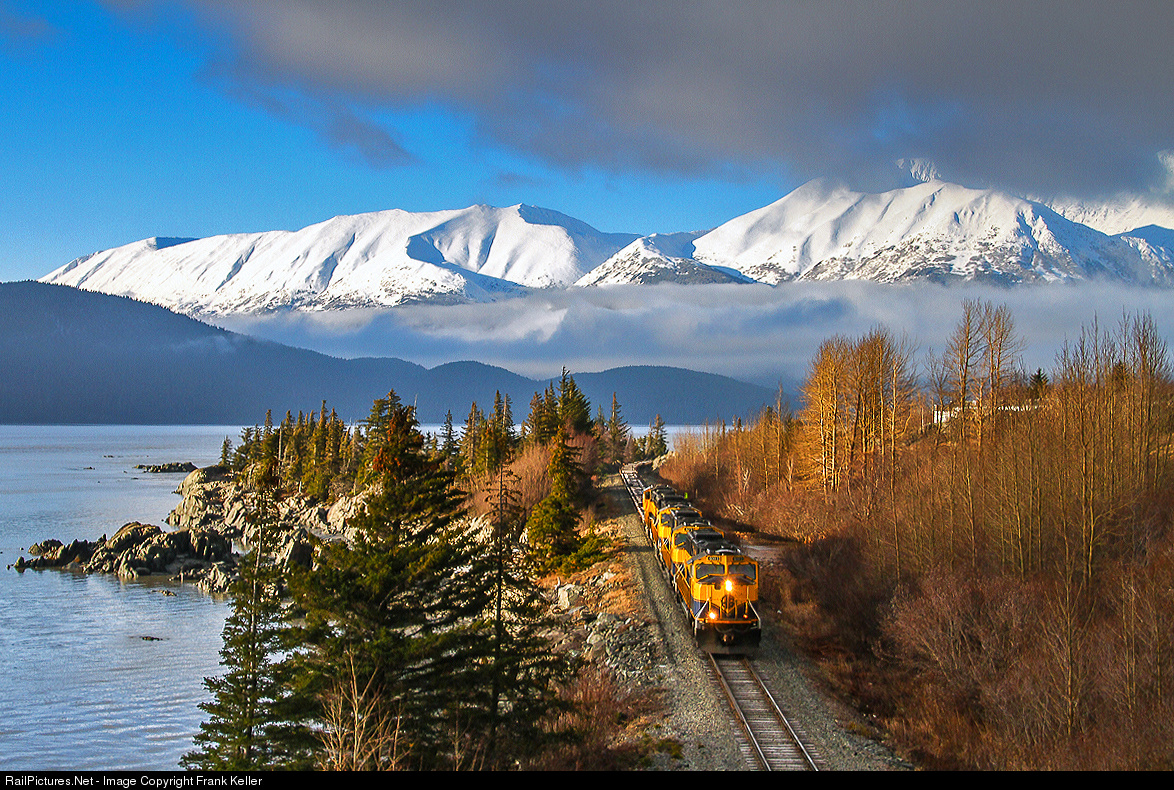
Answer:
[{"xmin": 621, "ymin": 465, "xmax": 761, "ymax": 655}]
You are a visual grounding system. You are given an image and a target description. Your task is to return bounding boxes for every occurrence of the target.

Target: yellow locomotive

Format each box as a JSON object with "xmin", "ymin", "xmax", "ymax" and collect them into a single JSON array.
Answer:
[
  {"xmin": 676, "ymin": 548, "xmax": 760, "ymax": 653},
  {"xmin": 629, "ymin": 467, "xmax": 761, "ymax": 656}
]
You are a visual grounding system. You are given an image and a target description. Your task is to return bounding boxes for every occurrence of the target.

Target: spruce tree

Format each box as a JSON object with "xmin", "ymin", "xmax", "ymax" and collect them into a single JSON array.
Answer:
[
  {"xmin": 557, "ymin": 368, "xmax": 592, "ymax": 434},
  {"xmin": 645, "ymin": 414, "xmax": 668, "ymax": 459},
  {"xmin": 525, "ymin": 424, "xmax": 584, "ymax": 571},
  {"xmin": 183, "ymin": 479, "xmax": 310, "ymax": 770},
  {"xmin": 287, "ymin": 395, "xmax": 496, "ymax": 768},
  {"xmin": 460, "ymin": 400, "xmax": 485, "ymax": 477},
  {"xmin": 439, "ymin": 409, "xmax": 458, "ymax": 468},
  {"xmin": 482, "ymin": 464, "xmax": 574, "ymax": 765},
  {"xmin": 604, "ymin": 392, "xmax": 630, "ymax": 469},
  {"xmin": 484, "ymin": 390, "xmax": 516, "ymax": 474},
  {"xmin": 523, "ymin": 390, "xmax": 557, "ymax": 446}
]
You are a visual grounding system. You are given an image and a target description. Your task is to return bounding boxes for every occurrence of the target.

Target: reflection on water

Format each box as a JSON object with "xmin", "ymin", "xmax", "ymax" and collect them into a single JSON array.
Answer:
[{"xmin": 0, "ymin": 426, "xmax": 234, "ymax": 770}]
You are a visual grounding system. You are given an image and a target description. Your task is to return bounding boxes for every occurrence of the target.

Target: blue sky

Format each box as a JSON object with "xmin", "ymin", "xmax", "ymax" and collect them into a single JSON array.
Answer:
[
  {"xmin": 3, "ymin": 0, "xmax": 1172, "ymax": 283},
  {"xmin": 0, "ymin": 1, "xmax": 785, "ymax": 280}
]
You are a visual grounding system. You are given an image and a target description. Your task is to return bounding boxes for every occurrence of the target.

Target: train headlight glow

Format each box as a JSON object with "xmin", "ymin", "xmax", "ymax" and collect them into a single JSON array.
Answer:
[{"xmin": 724, "ymin": 578, "xmax": 734, "ymax": 592}]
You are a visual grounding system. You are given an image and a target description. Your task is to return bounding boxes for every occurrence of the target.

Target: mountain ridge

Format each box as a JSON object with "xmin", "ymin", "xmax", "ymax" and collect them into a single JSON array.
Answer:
[
  {"xmin": 0, "ymin": 281, "xmax": 773, "ymax": 425},
  {"xmin": 38, "ymin": 181, "xmax": 1174, "ymax": 316},
  {"xmin": 42, "ymin": 204, "xmax": 638, "ymax": 315}
]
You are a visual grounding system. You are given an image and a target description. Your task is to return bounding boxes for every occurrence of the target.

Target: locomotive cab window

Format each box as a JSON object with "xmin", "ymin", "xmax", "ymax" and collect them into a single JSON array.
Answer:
[
  {"xmin": 695, "ymin": 562, "xmax": 725, "ymax": 581},
  {"xmin": 728, "ymin": 562, "xmax": 757, "ymax": 583}
]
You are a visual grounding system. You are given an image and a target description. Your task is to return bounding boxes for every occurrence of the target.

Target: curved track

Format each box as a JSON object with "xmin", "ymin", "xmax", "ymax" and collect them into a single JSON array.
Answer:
[{"xmin": 620, "ymin": 464, "xmax": 819, "ymax": 771}]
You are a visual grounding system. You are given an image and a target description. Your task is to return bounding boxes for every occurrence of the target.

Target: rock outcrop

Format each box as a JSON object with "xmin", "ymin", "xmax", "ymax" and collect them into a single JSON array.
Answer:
[
  {"xmin": 16, "ymin": 521, "xmax": 236, "ymax": 593},
  {"xmin": 164, "ymin": 465, "xmax": 357, "ymax": 582},
  {"xmin": 134, "ymin": 462, "xmax": 198, "ymax": 474},
  {"xmin": 167, "ymin": 466, "xmax": 364, "ymax": 542}
]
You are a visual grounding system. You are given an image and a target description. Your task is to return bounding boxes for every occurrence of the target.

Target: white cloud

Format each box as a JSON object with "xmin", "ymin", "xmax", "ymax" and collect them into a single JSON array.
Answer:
[{"xmin": 213, "ymin": 282, "xmax": 1174, "ymax": 391}]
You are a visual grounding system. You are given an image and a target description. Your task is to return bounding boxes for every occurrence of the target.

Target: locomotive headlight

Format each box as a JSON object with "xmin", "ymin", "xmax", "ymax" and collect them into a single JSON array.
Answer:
[
  {"xmin": 724, "ymin": 577, "xmax": 734, "ymax": 592},
  {"xmin": 708, "ymin": 610, "xmax": 718, "ymax": 620}
]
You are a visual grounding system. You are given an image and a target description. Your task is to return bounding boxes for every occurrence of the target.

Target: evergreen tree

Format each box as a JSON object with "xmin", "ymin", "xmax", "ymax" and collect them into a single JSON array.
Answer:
[
  {"xmin": 439, "ymin": 409, "xmax": 458, "ymax": 468},
  {"xmin": 1029, "ymin": 367, "xmax": 1050, "ymax": 401},
  {"xmin": 183, "ymin": 478, "xmax": 310, "ymax": 770},
  {"xmin": 356, "ymin": 393, "xmax": 399, "ymax": 483},
  {"xmin": 557, "ymin": 368, "xmax": 592, "ymax": 435},
  {"xmin": 484, "ymin": 391, "xmax": 516, "ymax": 474},
  {"xmin": 460, "ymin": 401, "xmax": 486, "ymax": 477},
  {"xmin": 525, "ymin": 424, "xmax": 584, "ymax": 570},
  {"xmin": 525, "ymin": 495, "xmax": 582, "ymax": 572},
  {"xmin": 482, "ymin": 464, "xmax": 574, "ymax": 765},
  {"xmin": 287, "ymin": 395, "xmax": 496, "ymax": 768},
  {"xmin": 603, "ymin": 392, "xmax": 630, "ymax": 469},
  {"xmin": 551, "ymin": 422, "xmax": 586, "ymax": 503},
  {"xmin": 302, "ymin": 400, "xmax": 332, "ymax": 501},
  {"xmin": 523, "ymin": 390, "xmax": 558, "ymax": 446},
  {"xmin": 644, "ymin": 414, "xmax": 668, "ymax": 459}
]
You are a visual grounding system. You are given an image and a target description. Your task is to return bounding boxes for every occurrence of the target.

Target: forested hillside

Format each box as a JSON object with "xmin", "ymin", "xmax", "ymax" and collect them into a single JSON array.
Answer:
[
  {"xmin": 186, "ymin": 370, "xmax": 665, "ymax": 769},
  {"xmin": 659, "ymin": 302, "xmax": 1174, "ymax": 769}
]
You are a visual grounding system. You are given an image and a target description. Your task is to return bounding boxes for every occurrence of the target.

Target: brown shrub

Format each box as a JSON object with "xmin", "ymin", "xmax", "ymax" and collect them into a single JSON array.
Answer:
[{"xmin": 520, "ymin": 666, "xmax": 650, "ymax": 770}]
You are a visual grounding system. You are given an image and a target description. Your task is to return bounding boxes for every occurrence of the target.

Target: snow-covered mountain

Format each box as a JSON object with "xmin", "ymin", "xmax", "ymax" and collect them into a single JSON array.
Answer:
[
  {"xmin": 40, "ymin": 182, "xmax": 1174, "ymax": 317},
  {"xmin": 687, "ymin": 179, "xmax": 1172, "ymax": 285},
  {"xmin": 41, "ymin": 204, "xmax": 637, "ymax": 315},
  {"xmin": 576, "ymin": 180, "xmax": 1174, "ymax": 289},
  {"xmin": 574, "ymin": 232, "xmax": 751, "ymax": 286}
]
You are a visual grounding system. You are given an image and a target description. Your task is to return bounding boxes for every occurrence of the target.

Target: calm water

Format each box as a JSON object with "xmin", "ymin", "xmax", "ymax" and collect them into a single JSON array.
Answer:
[
  {"xmin": 0, "ymin": 426, "xmax": 237, "ymax": 771},
  {"xmin": 0, "ymin": 422, "xmax": 703, "ymax": 770}
]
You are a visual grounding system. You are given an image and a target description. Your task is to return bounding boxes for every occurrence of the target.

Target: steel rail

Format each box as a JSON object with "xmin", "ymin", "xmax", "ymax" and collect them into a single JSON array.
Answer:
[
  {"xmin": 620, "ymin": 465, "xmax": 817, "ymax": 771},
  {"xmin": 710, "ymin": 655, "xmax": 819, "ymax": 771}
]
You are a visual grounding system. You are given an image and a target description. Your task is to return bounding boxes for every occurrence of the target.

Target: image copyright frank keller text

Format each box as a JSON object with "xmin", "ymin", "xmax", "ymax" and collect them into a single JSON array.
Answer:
[{"xmin": 4, "ymin": 777, "xmax": 263, "ymax": 788}]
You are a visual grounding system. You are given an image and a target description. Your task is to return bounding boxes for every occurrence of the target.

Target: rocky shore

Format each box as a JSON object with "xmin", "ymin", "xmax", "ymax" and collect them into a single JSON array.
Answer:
[
  {"xmin": 13, "ymin": 464, "xmax": 331, "ymax": 594},
  {"xmin": 15, "ymin": 521, "xmax": 237, "ymax": 594},
  {"xmin": 166, "ymin": 465, "xmax": 364, "ymax": 543}
]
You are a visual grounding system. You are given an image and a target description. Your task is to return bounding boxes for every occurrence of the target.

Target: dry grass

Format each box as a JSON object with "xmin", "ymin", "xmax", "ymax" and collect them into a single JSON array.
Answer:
[{"xmin": 519, "ymin": 666, "xmax": 654, "ymax": 770}]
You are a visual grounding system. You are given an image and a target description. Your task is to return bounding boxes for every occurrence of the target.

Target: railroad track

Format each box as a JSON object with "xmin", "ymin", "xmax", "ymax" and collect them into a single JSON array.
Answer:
[
  {"xmin": 620, "ymin": 464, "xmax": 819, "ymax": 771},
  {"xmin": 710, "ymin": 655, "xmax": 819, "ymax": 771}
]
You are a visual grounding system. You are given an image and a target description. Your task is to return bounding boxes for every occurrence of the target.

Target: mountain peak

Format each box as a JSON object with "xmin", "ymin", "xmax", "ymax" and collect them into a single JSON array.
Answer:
[
  {"xmin": 41, "ymin": 204, "xmax": 638, "ymax": 314},
  {"xmin": 38, "ymin": 183, "xmax": 1174, "ymax": 316},
  {"xmin": 896, "ymin": 157, "xmax": 943, "ymax": 186}
]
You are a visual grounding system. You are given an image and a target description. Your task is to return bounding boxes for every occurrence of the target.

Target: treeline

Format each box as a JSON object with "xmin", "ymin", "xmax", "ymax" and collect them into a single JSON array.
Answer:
[
  {"xmin": 221, "ymin": 369, "xmax": 669, "ymax": 504},
  {"xmin": 660, "ymin": 302, "xmax": 1174, "ymax": 769},
  {"xmin": 188, "ymin": 371, "xmax": 668, "ymax": 770}
]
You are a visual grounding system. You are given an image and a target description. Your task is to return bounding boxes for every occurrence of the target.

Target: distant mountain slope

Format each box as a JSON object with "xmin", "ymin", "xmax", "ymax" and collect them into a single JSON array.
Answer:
[
  {"xmin": 1, "ymin": 281, "xmax": 425, "ymax": 423},
  {"xmin": 574, "ymin": 366, "xmax": 779, "ymax": 426},
  {"xmin": 689, "ymin": 179, "xmax": 1173, "ymax": 285},
  {"xmin": 40, "ymin": 205, "xmax": 637, "ymax": 315},
  {"xmin": 1043, "ymin": 195, "xmax": 1174, "ymax": 236},
  {"xmin": 0, "ymin": 282, "xmax": 771, "ymax": 425}
]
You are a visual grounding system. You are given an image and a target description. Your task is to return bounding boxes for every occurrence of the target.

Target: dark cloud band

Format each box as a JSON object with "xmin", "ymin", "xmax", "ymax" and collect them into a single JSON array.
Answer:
[{"xmin": 122, "ymin": 0, "xmax": 1174, "ymax": 198}]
